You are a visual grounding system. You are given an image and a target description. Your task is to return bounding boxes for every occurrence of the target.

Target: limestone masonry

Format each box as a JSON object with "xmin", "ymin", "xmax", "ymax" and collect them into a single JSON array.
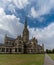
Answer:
[{"xmin": 0, "ymin": 18, "xmax": 44, "ymax": 54}]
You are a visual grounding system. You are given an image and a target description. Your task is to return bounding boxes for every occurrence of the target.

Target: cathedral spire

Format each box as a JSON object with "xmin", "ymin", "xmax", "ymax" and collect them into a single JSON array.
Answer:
[
  {"xmin": 24, "ymin": 17, "xmax": 27, "ymax": 28},
  {"xmin": 23, "ymin": 17, "xmax": 29, "ymax": 43}
]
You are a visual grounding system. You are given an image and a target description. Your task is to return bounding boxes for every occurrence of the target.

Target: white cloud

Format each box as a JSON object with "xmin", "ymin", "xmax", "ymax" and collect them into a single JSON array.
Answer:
[
  {"xmin": 0, "ymin": 8, "xmax": 5, "ymax": 17},
  {"xmin": 30, "ymin": 7, "xmax": 46, "ymax": 22},
  {"xmin": 8, "ymin": 4, "xmax": 16, "ymax": 14},
  {"xmin": 0, "ymin": 0, "xmax": 29, "ymax": 10},
  {"xmin": 12, "ymin": 0, "xmax": 29, "ymax": 9},
  {"xmin": 2, "ymin": 0, "xmax": 11, "ymax": 2},
  {"xmin": 29, "ymin": 22, "xmax": 54, "ymax": 50},
  {"xmin": 0, "ymin": 0, "xmax": 11, "ymax": 9},
  {"xmin": 0, "ymin": 7, "xmax": 24, "ymax": 43},
  {"xmin": 29, "ymin": 0, "xmax": 54, "ymax": 18},
  {"xmin": 30, "ymin": 7, "xmax": 39, "ymax": 18},
  {"xmin": 0, "ymin": 0, "xmax": 54, "ymax": 18}
]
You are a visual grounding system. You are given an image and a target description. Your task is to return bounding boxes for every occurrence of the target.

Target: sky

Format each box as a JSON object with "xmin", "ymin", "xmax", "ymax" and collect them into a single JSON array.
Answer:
[{"xmin": 0, "ymin": 0, "xmax": 54, "ymax": 50}]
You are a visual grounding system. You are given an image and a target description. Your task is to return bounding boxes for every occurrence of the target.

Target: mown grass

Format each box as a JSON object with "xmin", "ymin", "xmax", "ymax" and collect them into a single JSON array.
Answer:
[
  {"xmin": 0, "ymin": 54, "xmax": 44, "ymax": 65},
  {"xmin": 49, "ymin": 54, "xmax": 54, "ymax": 60}
]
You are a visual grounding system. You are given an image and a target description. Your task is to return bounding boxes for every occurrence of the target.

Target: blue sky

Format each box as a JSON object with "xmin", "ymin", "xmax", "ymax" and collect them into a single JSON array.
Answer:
[{"xmin": 0, "ymin": 0, "xmax": 54, "ymax": 50}]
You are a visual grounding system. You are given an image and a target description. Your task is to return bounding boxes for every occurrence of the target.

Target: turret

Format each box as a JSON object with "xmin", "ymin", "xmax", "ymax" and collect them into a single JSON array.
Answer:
[
  {"xmin": 42, "ymin": 43, "xmax": 44, "ymax": 53},
  {"xmin": 4, "ymin": 34, "xmax": 7, "ymax": 44}
]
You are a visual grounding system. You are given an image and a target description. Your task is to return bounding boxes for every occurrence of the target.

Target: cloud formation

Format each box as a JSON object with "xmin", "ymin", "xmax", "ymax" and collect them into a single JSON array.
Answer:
[
  {"xmin": 0, "ymin": 7, "xmax": 24, "ymax": 42},
  {"xmin": 0, "ymin": 0, "xmax": 54, "ymax": 50},
  {"xmin": 29, "ymin": 0, "xmax": 54, "ymax": 18},
  {"xmin": 1, "ymin": 0, "xmax": 54, "ymax": 19},
  {"xmin": 12, "ymin": 0, "xmax": 29, "ymax": 9},
  {"xmin": 29, "ymin": 22, "xmax": 54, "ymax": 49}
]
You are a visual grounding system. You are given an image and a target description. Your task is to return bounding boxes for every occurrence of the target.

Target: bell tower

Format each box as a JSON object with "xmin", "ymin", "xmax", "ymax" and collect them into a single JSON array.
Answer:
[{"xmin": 23, "ymin": 18, "xmax": 29, "ymax": 43}]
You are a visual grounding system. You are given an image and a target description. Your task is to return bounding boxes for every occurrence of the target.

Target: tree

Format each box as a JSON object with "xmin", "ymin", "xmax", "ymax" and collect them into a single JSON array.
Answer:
[
  {"xmin": 52, "ymin": 49, "xmax": 54, "ymax": 53},
  {"xmin": 46, "ymin": 49, "xmax": 49, "ymax": 53}
]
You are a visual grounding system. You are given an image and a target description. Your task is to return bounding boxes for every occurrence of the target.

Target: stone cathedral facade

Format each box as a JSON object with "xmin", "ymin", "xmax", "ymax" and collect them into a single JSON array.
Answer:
[{"xmin": 0, "ymin": 19, "xmax": 44, "ymax": 54}]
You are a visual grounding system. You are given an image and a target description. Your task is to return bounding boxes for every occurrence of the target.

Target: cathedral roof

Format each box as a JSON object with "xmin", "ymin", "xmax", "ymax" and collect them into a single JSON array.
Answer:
[
  {"xmin": 38, "ymin": 45, "xmax": 43, "ymax": 49},
  {"xmin": 29, "ymin": 37, "xmax": 38, "ymax": 43},
  {"xmin": 6, "ymin": 36, "xmax": 15, "ymax": 41},
  {"xmin": 16, "ymin": 35, "xmax": 23, "ymax": 40},
  {"xmin": 0, "ymin": 43, "xmax": 5, "ymax": 46}
]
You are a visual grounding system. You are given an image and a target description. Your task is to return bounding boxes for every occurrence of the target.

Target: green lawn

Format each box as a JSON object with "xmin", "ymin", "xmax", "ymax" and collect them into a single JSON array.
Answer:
[
  {"xmin": 0, "ymin": 54, "xmax": 44, "ymax": 65},
  {"xmin": 49, "ymin": 54, "xmax": 54, "ymax": 60}
]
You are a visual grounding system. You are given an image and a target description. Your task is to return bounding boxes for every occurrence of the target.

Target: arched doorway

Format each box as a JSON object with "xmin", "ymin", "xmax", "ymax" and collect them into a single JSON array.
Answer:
[
  {"xmin": 9, "ymin": 48, "xmax": 12, "ymax": 53},
  {"xmin": 24, "ymin": 43, "xmax": 27, "ymax": 54}
]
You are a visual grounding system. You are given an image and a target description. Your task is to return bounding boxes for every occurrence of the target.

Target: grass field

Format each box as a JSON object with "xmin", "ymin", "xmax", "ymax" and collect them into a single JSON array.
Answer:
[
  {"xmin": 0, "ymin": 54, "xmax": 44, "ymax": 65},
  {"xmin": 49, "ymin": 54, "xmax": 54, "ymax": 60}
]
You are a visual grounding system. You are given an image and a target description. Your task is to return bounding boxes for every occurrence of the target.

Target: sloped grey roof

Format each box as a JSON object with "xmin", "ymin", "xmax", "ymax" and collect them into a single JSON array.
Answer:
[
  {"xmin": 6, "ymin": 36, "xmax": 15, "ymax": 41},
  {"xmin": 38, "ymin": 45, "xmax": 42, "ymax": 49},
  {"xmin": 0, "ymin": 43, "xmax": 5, "ymax": 46}
]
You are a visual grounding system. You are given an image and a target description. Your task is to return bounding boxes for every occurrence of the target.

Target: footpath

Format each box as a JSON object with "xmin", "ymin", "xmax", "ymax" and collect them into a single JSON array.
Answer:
[{"xmin": 43, "ymin": 54, "xmax": 54, "ymax": 65}]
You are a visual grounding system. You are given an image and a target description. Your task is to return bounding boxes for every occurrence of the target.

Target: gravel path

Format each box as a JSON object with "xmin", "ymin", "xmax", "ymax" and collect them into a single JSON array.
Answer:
[{"xmin": 43, "ymin": 54, "xmax": 54, "ymax": 65}]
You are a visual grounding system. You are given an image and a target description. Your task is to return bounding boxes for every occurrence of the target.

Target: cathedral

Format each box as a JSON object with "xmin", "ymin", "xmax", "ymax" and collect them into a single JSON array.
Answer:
[{"xmin": 0, "ymin": 19, "xmax": 44, "ymax": 54}]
